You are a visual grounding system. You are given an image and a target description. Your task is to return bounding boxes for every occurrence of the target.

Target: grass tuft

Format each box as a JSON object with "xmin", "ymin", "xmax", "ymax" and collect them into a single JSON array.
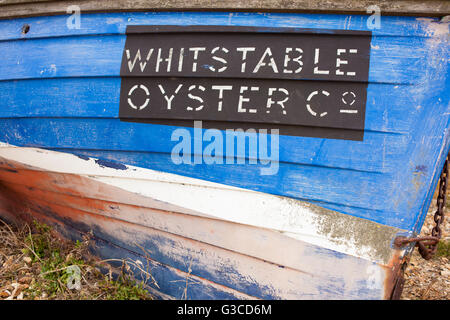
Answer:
[
  {"xmin": 0, "ymin": 218, "xmax": 153, "ymax": 300},
  {"xmin": 436, "ymin": 240, "xmax": 450, "ymax": 258}
]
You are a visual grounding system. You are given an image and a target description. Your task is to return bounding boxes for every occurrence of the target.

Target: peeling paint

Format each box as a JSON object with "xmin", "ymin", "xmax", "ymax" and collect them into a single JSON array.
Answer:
[
  {"xmin": 283, "ymin": 197, "xmax": 405, "ymax": 265},
  {"xmin": 95, "ymin": 159, "xmax": 127, "ymax": 170},
  {"xmin": 76, "ymin": 154, "xmax": 90, "ymax": 161}
]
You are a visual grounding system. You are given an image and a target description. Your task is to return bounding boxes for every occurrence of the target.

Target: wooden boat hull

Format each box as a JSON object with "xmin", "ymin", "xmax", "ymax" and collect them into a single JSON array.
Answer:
[{"xmin": 0, "ymin": 10, "xmax": 448, "ymax": 299}]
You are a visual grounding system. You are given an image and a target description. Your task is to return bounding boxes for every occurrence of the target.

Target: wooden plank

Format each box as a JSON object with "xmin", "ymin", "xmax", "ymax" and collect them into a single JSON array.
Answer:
[
  {"xmin": 0, "ymin": 32, "xmax": 443, "ymax": 84},
  {"xmin": 0, "ymin": 77, "xmax": 414, "ymax": 135},
  {"xmin": 0, "ymin": 115, "xmax": 408, "ymax": 172},
  {"xmin": 0, "ymin": 11, "xmax": 445, "ymax": 41},
  {"xmin": 0, "ymin": 0, "xmax": 449, "ymax": 20}
]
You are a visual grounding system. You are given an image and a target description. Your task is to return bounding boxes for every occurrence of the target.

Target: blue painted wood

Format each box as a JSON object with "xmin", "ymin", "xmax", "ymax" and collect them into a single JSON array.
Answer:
[
  {"xmin": 0, "ymin": 34, "xmax": 436, "ymax": 85},
  {"xmin": 0, "ymin": 116, "xmax": 407, "ymax": 173},
  {"xmin": 0, "ymin": 11, "xmax": 448, "ymax": 235},
  {"xmin": 0, "ymin": 78, "xmax": 417, "ymax": 134}
]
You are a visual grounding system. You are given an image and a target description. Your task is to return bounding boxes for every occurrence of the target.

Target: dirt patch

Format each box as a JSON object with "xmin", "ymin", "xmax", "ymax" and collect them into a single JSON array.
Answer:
[{"xmin": 401, "ymin": 190, "xmax": 450, "ymax": 300}]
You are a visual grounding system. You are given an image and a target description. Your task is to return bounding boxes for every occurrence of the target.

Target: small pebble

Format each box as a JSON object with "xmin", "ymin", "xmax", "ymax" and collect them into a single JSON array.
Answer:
[{"xmin": 23, "ymin": 256, "xmax": 32, "ymax": 265}]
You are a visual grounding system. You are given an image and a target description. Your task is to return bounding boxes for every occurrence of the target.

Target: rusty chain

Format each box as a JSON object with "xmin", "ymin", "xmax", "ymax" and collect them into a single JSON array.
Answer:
[{"xmin": 394, "ymin": 152, "xmax": 448, "ymax": 260}]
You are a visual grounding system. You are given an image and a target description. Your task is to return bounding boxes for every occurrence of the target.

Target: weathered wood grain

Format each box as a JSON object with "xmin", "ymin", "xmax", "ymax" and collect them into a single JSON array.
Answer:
[
  {"xmin": 0, "ymin": 0, "xmax": 449, "ymax": 20},
  {"xmin": 0, "ymin": 32, "xmax": 442, "ymax": 84},
  {"xmin": 0, "ymin": 11, "xmax": 445, "ymax": 40}
]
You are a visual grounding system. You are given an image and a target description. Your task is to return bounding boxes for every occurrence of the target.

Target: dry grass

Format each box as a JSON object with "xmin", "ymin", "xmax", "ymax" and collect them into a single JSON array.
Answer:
[{"xmin": 0, "ymin": 219, "xmax": 154, "ymax": 300}]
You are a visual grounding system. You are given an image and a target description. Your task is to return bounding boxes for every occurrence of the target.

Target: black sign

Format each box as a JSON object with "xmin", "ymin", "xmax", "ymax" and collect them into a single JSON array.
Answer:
[{"xmin": 119, "ymin": 26, "xmax": 371, "ymax": 140}]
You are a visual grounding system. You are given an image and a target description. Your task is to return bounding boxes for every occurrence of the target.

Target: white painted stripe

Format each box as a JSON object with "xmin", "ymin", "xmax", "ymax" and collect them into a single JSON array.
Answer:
[{"xmin": 0, "ymin": 142, "xmax": 239, "ymax": 190}]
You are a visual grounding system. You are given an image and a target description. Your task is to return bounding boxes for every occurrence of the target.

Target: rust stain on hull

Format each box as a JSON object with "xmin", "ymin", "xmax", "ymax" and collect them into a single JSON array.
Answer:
[{"xmin": 383, "ymin": 249, "xmax": 408, "ymax": 299}]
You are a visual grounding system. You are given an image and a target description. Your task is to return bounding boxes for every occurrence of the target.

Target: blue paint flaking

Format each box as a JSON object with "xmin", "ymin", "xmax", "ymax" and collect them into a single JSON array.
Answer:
[
  {"xmin": 414, "ymin": 165, "xmax": 427, "ymax": 172},
  {"xmin": 94, "ymin": 159, "xmax": 127, "ymax": 170},
  {"xmin": 76, "ymin": 154, "xmax": 90, "ymax": 161}
]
